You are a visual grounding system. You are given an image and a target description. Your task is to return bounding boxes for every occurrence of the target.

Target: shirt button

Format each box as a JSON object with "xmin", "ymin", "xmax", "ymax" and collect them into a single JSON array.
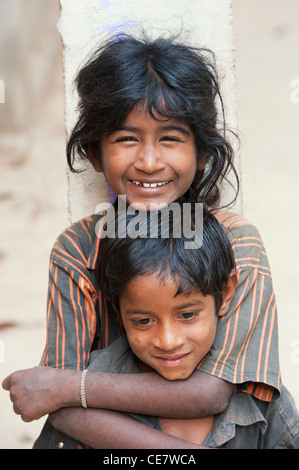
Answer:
[{"xmin": 57, "ymin": 442, "xmax": 64, "ymax": 449}]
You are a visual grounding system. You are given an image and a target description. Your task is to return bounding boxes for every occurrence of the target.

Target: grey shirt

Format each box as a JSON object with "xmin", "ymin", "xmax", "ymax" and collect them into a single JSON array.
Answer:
[
  {"xmin": 34, "ymin": 335, "xmax": 299, "ymax": 449},
  {"xmin": 88, "ymin": 336, "xmax": 299, "ymax": 449}
]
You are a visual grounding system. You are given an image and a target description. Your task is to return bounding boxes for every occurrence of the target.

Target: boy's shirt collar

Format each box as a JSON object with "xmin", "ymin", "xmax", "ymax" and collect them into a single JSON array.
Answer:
[{"xmin": 203, "ymin": 392, "xmax": 267, "ymax": 448}]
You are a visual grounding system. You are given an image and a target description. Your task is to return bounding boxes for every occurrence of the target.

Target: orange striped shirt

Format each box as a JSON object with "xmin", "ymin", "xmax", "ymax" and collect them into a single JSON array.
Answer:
[{"xmin": 40, "ymin": 209, "xmax": 281, "ymax": 401}]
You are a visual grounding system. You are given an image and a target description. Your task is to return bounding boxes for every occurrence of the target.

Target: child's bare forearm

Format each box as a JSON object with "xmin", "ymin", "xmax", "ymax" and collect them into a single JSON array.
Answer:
[
  {"xmin": 2, "ymin": 366, "xmax": 233, "ymax": 422},
  {"xmin": 84, "ymin": 369, "xmax": 233, "ymax": 418},
  {"xmin": 49, "ymin": 407, "xmax": 211, "ymax": 449}
]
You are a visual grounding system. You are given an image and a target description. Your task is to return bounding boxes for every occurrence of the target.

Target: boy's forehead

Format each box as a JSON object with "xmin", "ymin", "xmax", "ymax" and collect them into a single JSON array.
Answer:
[{"xmin": 120, "ymin": 272, "xmax": 206, "ymax": 305}]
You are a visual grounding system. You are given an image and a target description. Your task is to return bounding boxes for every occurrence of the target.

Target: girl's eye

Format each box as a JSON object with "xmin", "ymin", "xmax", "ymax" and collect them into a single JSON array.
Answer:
[
  {"xmin": 160, "ymin": 136, "xmax": 181, "ymax": 142},
  {"xmin": 115, "ymin": 136, "xmax": 137, "ymax": 143}
]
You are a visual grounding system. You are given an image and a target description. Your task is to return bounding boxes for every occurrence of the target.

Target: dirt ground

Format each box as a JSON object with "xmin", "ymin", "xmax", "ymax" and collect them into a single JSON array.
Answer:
[{"xmin": 0, "ymin": 0, "xmax": 298, "ymax": 448}]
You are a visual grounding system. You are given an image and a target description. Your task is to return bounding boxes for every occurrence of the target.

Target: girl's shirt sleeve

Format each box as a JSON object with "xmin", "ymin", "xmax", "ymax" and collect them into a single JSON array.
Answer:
[
  {"xmin": 39, "ymin": 215, "xmax": 123, "ymax": 371},
  {"xmin": 199, "ymin": 210, "xmax": 282, "ymax": 401}
]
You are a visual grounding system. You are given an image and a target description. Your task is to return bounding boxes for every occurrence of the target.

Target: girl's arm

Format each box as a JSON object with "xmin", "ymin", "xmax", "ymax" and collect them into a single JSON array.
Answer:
[
  {"xmin": 2, "ymin": 366, "xmax": 233, "ymax": 422},
  {"xmin": 81, "ymin": 369, "xmax": 232, "ymax": 418},
  {"xmin": 33, "ymin": 230, "xmax": 232, "ymax": 424},
  {"xmin": 49, "ymin": 407, "xmax": 211, "ymax": 449}
]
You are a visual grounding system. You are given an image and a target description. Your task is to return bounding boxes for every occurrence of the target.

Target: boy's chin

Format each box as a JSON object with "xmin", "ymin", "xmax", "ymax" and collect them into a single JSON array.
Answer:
[{"xmin": 158, "ymin": 369, "xmax": 194, "ymax": 381}]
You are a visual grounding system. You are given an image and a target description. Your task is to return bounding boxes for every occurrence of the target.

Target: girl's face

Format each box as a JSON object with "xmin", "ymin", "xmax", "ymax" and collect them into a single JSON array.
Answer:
[{"xmin": 97, "ymin": 105, "xmax": 203, "ymax": 209}]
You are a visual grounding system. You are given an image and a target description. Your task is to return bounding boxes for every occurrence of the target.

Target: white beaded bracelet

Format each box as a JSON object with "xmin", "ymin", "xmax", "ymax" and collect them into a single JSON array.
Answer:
[{"xmin": 80, "ymin": 369, "xmax": 88, "ymax": 409}]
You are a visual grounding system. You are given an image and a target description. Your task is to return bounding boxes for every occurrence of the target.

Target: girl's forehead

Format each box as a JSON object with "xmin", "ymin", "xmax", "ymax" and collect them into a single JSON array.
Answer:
[{"xmin": 121, "ymin": 102, "xmax": 191, "ymax": 130}]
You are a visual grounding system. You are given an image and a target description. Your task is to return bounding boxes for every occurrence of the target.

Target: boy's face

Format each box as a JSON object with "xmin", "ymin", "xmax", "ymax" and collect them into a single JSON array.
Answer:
[
  {"xmin": 119, "ymin": 273, "xmax": 226, "ymax": 381},
  {"xmin": 97, "ymin": 105, "xmax": 203, "ymax": 210}
]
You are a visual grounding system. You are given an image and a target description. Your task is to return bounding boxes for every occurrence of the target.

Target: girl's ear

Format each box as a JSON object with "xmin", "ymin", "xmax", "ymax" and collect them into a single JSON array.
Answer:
[
  {"xmin": 86, "ymin": 144, "xmax": 103, "ymax": 172},
  {"xmin": 218, "ymin": 271, "xmax": 239, "ymax": 317},
  {"xmin": 197, "ymin": 152, "xmax": 210, "ymax": 170},
  {"xmin": 91, "ymin": 159, "xmax": 103, "ymax": 172}
]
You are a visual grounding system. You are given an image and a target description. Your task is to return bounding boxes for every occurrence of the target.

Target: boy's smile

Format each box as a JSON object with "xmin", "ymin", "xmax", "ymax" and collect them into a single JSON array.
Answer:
[
  {"xmin": 119, "ymin": 273, "xmax": 220, "ymax": 381},
  {"xmin": 98, "ymin": 105, "xmax": 202, "ymax": 209}
]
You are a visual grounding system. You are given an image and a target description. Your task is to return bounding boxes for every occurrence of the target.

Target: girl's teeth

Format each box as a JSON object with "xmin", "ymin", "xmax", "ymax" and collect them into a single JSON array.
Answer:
[{"xmin": 132, "ymin": 181, "xmax": 168, "ymax": 188}]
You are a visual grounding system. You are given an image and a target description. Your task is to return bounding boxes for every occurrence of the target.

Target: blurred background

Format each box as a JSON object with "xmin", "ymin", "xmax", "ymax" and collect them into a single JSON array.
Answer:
[{"xmin": 0, "ymin": 0, "xmax": 298, "ymax": 448}]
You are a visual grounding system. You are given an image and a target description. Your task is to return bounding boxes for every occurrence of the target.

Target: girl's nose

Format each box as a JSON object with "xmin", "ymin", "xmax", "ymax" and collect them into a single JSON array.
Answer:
[{"xmin": 133, "ymin": 143, "xmax": 166, "ymax": 174}]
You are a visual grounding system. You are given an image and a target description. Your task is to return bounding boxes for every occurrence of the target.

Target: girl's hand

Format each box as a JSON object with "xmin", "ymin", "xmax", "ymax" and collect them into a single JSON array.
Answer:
[{"xmin": 2, "ymin": 366, "xmax": 80, "ymax": 422}]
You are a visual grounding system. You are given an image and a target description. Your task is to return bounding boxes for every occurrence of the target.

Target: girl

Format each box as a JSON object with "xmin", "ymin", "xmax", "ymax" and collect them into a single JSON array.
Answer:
[{"xmin": 3, "ymin": 34, "xmax": 281, "ymax": 448}]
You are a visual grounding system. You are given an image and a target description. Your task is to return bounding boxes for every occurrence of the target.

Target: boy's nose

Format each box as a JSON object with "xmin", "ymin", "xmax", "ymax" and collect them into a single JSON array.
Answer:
[
  {"xmin": 133, "ymin": 144, "xmax": 166, "ymax": 174},
  {"xmin": 153, "ymin": 325, "xmax": 184, "ymax": 352}
]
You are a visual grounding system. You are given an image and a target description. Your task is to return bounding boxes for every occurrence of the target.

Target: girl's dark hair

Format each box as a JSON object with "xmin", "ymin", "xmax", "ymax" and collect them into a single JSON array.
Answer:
[
  {"xmin": 95, "ymin": 199, "xmax": 235, "ymax": 314},
  {"xmin": 67, "ymin": 34, "xmax": 239, "ymax": 207}
]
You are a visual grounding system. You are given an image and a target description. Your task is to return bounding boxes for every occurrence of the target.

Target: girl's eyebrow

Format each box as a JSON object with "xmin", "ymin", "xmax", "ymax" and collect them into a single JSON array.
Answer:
[
  {"xmin": 160, "ymin": 125, "xmax": 191, "ymax": 136},
  {"xmin": 113, "ymin": 125, "xmax": 139, "ymax": 133},
  {"xmin": 113, "ymin": 124, "xmax": 191, "ymax": 136}
]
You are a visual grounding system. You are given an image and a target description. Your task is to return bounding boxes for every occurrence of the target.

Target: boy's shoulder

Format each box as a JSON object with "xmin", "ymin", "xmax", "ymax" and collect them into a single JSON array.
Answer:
[
  {"xmin": 250, "ymin": 385, "xmax": 299, "ymax": 448},
  {"xmin": 210, "ymin": 385, "xmax": 299, "ymax": 448}
]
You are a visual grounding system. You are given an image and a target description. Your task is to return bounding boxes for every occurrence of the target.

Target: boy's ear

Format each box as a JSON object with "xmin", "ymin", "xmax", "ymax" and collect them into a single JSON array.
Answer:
[{"xmin": 218, "ymin": 271, "xmax": 239, "ymax": 317}]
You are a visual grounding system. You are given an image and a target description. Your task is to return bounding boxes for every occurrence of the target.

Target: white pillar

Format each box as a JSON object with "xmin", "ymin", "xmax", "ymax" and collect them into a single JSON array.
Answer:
[{"xmin": 58, "ymin": 0, "xmax": 240, "ymax": 222}]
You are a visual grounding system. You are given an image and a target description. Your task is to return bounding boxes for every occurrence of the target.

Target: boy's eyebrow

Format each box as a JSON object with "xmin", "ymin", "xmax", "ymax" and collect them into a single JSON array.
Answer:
[
  {"xmin": 124, "ymin": 300, "xmax": 205, "ymax": 315},
  {"xmin": 123, "ymin": 309, "xmax": 151, "ymax": 316},
  {"xmin": 175, "ymin": 300, "xmax": 205, "ymax": 309}
]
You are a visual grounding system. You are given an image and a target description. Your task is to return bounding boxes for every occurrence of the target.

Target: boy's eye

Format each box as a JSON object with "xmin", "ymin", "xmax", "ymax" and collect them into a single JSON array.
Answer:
[
  {"xmin": 180, "ymin": 311, "xmax": 199, "ymax": 321},
  {"xmin": 133, "ymin": 317, "xmax": 153, "ymax": 327}
]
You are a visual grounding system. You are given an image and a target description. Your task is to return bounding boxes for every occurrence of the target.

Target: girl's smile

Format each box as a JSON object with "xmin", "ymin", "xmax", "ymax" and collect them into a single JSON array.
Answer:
[
  {"xmin": 97, "ymin": 105, "xmax": 204, "ymax": 209},
  {"xmin": 131, "ymin": 180, "xmax": 170, "ymax": 187}
]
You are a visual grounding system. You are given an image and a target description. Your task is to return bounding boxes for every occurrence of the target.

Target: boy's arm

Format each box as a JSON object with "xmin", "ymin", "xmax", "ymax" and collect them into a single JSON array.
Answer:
[
  {"xmin": 2, "ymin": 366, "xmax": 233, "ymax": 422},
  {"xmin": 49, "ymin": 407, "xmax": 210, "ymax": 449}
]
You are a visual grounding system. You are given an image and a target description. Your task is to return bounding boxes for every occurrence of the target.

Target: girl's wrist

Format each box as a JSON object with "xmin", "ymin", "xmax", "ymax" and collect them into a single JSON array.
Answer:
[{"xmin": 55, "ymin": 369, "xmax": 82, "ymax": 409}]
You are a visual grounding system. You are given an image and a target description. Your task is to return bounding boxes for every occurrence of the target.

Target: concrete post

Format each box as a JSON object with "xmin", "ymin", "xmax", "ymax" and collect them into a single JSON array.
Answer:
[
  {"xmin": 58, "ymin": 0, "xmax": 240, "ymax": 222},
  {"xmin": 0, "ymin": 0, "xmax": 61, "ymax": 159}
]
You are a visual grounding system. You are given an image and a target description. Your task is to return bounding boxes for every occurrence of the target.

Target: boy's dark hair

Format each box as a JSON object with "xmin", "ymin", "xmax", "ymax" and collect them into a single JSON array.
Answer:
[
  {"xmin": 95, "ymin": 200, "xmax": 235, "ymax": 314},
  {"xmin": 67, "ymin": 34, "xmax": 239, "ymax": 207}
]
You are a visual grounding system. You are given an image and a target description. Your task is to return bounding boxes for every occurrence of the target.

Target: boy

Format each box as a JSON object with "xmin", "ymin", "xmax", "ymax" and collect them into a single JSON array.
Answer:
[{"xmin": 5, "ymin": 202, "xmax": 299, "ymax": 448}]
